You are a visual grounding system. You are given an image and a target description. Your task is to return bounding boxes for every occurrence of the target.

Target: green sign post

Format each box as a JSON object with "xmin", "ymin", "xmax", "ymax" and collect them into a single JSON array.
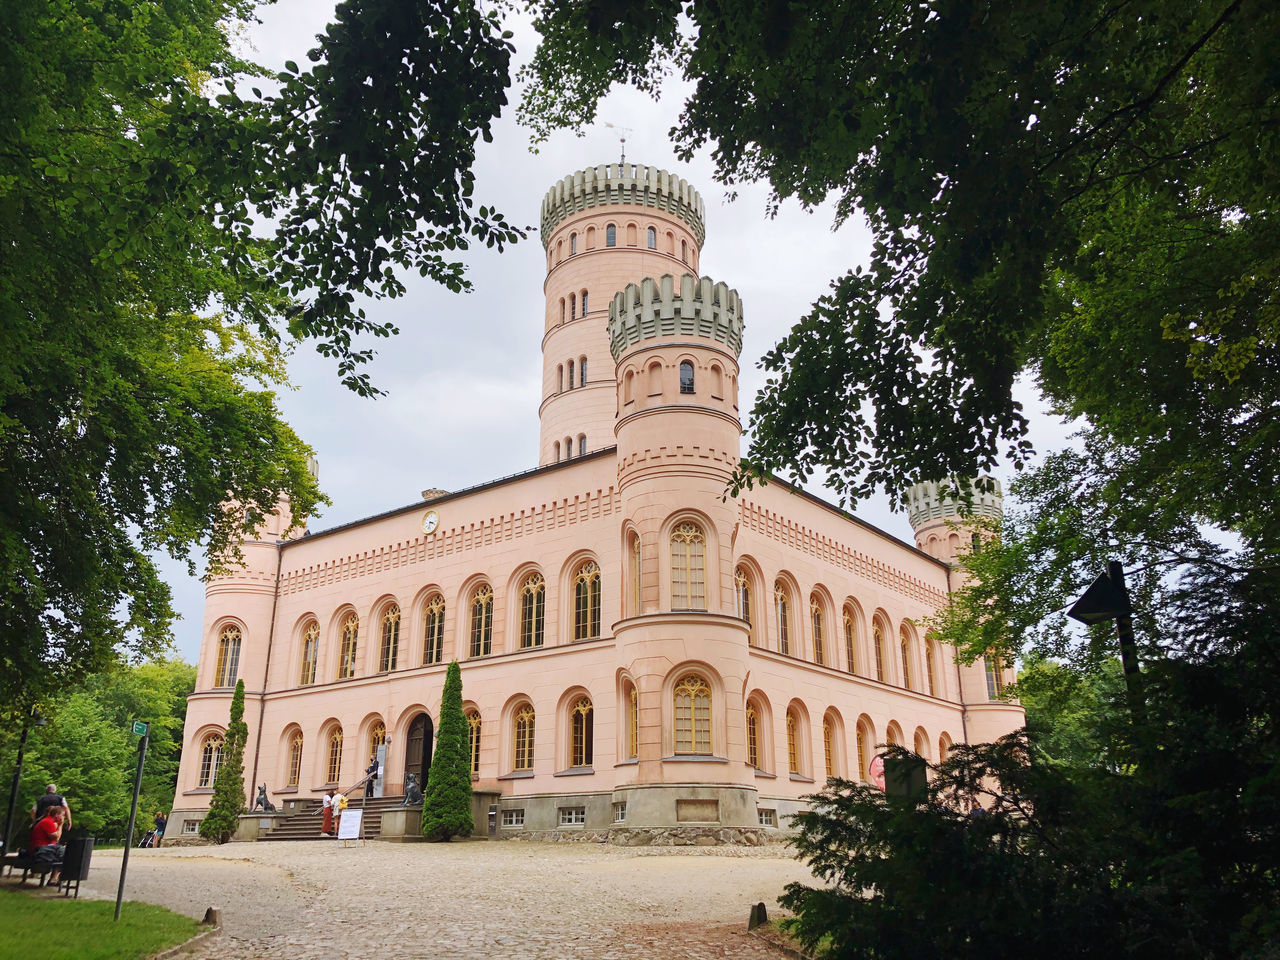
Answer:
[
  {"xmin": 115, "ymin": 721, "xmax": 150, "ymax": 920},
  {"xmin": 132, "ymin": 721, "xmax": 148, "ymax": 738}
]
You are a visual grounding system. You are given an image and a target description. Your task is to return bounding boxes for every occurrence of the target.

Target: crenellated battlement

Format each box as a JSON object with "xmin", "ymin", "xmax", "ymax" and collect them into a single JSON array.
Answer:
[
  {"xmin": 608, "ymin": 274, "xmax": 744, "ymax": 360},
  {"xmin": 541, "ymin": 164, "xmax": 706, "ymax": 246},
  {"xmin": 905, "ymin": 478, "xmax": 1004, "ymax": 530}
]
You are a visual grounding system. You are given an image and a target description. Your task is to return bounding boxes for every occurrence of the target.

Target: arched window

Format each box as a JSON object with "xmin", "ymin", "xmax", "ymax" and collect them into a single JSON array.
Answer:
[
  {"xmin": 198, "ymin": 733, "xmax": 223, "ymax": 787},
  {"xmin": 735, "ymin": 567, "xmax": 752, "ymax": 644},
  {"xmin": 288, "ymin": 732, "xmax": 304, "ymax": 787},
  {"xmin": 746, "ymin": 703, "xmax": 759, "ymax": 769},
  {"xmin": 326, "ymin": 727, "xmax": 343, "ymax": 784},
  {"xmin": 786, "ymin": 711, "xmax": 800, "ymax": 775},
  {"xmin": 626, "ymin": 222, "xmax": 637, "ymax": 245},
  {"xmin": 985, "ymin": 657, "xmax": 1006, "ymax": 699},
  {"xmin": 823, "ymin": 718, "xmax": 835, "ymax": 778},
  {"xmin": 379, "ymin": 604, "xmax": 400, "ymax": 672},
  {"xmin": 560, "ymin": 299, "xmax": 565, "ymax": 324},
  {"xmin": 680, "ymin": 239, "xmax": 687, "ymax": 262},
  {"xmin": 775, "ymin": 584, "xmax": 791, "ymax": 655},
  {"xmin": 519, "ymin": 573, "xmax": 545, "ymax": 648},
  {"xmin": 925, "ymin": 641, "xmax": 938, "ymax": 697},
  {"xmin": 629, "ymin": 534, "xmax": 642, "ymax": 617},
  {"xmin": 679, "ymin": 360, "xmax": 695, "ymax": 394},
  {"xmin": 873, "ymin": 624, "xmax": 886, "ymax": 681},
  {"xmin": 856, "ymin": 722, "xmax": 870, "ymax": 781},
  {"xmin": 368, "ymin": 721, "xmax": 387, "ymax": 761},
  {"xmin": 299, "ymin": 622, "xmax": 319, "ymax": 685},
  {"xmin": 573, "ymin": 560, "xmax": 601, "ymax": 640},
  {"xmin": 647, "ymin": 226, "xmax": 656, "ymax": 248},
  {"xmin": 215, "ymin": 625, "xmax": 241, "ymax": 688},
  {"xmin": 673, "ymin": 675, "xmax": 712, "ymax": 755},
  {"xmin": 469, "ymin": 585, "xmax": 494, "ymax": 657},
  {"xmin": 626, "ymin": 685, "xmax": 638, "ymax": 760},
  {"xmin": 579, "ymin": 356, "xmax": 587, "ymax": 386},
  {"xmin": 578, "ymin": 434, "xmax": 587, "ymax": 457},
  {"xmin": 553, "ymin": 441, "xmax": 560, "ymax": 461},
  {"xmin": 555, "ymin": 239, "xmax": 562, "ymax": 262},
  {"xmin": 665, "ymin": 231, "xmax": 675, "ymax": 254},
  {"xmin": 339, "ymin": 614, "xmax": 359, "ymax": 679},
  {"xmin": 843, "ymin": 611, "xmax": 857, "ymax": 675},
  {"xmin": 624, "ymin": 369, "xmax": 635, "ymax": 405},
  {"xmin": 939, "ymin": 733, "xmax": 953, "ymax": 760},
  {"xmin": 466, "ymin": 710, "xmax": 482, "ymax": 777},
  {"xmin": 569, "ymin": 293, "xmax": 576, "ymax": 320},
  {"xmin": 514, "ymin": 704, "xmax": 535, "ymax": 770},
  {"xmin": 580, "ymin": 290, "xmax": 588, "ymax": 315},
  {"xmin": 900, "ymin": 635, "xmax": 913, "ymax": 690},
  {"xmin": 606, "ymin": 223, "xmax": 616, "ymax": 246},
  {"xmin": 570, "ymin": 232, "xmax": 577, "ymax": 255},
  {"xmin": 423, "ymin": 595, "xmax": 445, "ymax": 665},
  {"xmin": 570, "ymin": 697, "xmax": 594, "ymax": 767},
  {"xmin": 567, "ymin": 359, "xmax": 575, "ymax": 389},
  {"xmin": 564, "ymin": 435, "xmax": 572, "ymax": 457},
  {"xmin": 670, "ymin": 522, "xmax": 707, "ymax": 610},
  {"xmin": 647, "ymin": 361, "xmax": 662, "ymax": 396},
  {"xmin": 710, "ymin": 364, "xmax": 724, "ymax": 397},
  {"xmin": 914, "ymin": 729, "xmax": 928, "ymax": 758},
  {"xmin": 811, "ymin": 597, "xmax": 825, "ymax": 666}
]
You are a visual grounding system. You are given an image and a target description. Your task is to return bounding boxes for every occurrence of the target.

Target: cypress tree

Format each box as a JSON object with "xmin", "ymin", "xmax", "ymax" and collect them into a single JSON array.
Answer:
[
  {"xmin": 199, "ymin": 679, "xmax": 247, "ymax": 843},
  {"xmin": 421, "ymin": 661, "xmax": 473, "ymax": 841}
]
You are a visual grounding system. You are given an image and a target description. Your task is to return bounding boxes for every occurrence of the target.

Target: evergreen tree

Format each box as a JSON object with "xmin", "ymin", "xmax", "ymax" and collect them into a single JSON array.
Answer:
[
  {"xmin": 421, "ymin": 661, "xmax": 473, "ymax": 842},
  {"xmin": 199, "ymin": 680, "xmax": 247, "ymax": 844}
]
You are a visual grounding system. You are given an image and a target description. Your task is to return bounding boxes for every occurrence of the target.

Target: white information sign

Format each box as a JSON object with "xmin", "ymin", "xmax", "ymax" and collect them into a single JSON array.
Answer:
[{"xmin": 337, "ymin": 809, "xmax": 363, "ymax": 840}]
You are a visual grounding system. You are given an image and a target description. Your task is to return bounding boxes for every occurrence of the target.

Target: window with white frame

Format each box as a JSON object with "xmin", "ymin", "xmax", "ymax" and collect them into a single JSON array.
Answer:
[{"xmin": 558, "ymin": 806, "xmax": 586, "ymax": 826}]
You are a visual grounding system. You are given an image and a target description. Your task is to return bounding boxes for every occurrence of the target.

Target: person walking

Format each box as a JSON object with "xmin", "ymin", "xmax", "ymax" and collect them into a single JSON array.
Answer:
[{"xmin": 321, "ymin": 789, "xmax": 336, "ymax": 837}]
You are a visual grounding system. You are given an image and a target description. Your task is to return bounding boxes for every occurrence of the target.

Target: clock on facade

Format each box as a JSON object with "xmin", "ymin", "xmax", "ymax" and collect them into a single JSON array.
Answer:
[{"xmin": 421, "ymin": 510, "xmax": 439, "ymax": 535}]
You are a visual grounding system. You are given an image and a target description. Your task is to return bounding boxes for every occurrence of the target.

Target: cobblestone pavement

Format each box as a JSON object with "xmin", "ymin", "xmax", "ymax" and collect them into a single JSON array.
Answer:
[{"xmin": 75, "ymin": 841, "xmax": 815, "ymax": 959}]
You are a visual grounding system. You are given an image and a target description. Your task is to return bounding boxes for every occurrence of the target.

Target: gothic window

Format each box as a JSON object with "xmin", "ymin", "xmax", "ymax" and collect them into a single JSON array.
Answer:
[
  {"xmin": 514, "ymin": 704, "xmax": 535, "ymax": 771},
  {"xmin": 823, "ymin": 719, "xmax": 835, "ymax": 778},
  {"xmin": 914, "ymin": 729, "xmax": 929, "ymax": 758},
  {"xmin": 735, "ymin": 567, "xmax": 753, "ymax": 644},
  {"xmin": 670, "ymin": 522, "xmax": 706, "ymax": 610},
  {"xmin": 926, "ymin": 641, "xmax": 938, "ymax": 697},
  {"xmin": 339, "ymin": 614, "xmax": 359, "ymax": 679},
  {"xmin": 900, "ymin": 635, "xmax": 913, "ymax": 690},
  {"xmin": 288, "ymin": 732, "xmax": 303, "ymax": 787},
  {"xmin": 569, "ymin": 294, "xmax": 576, "ymax": 320},
  {"xmin": 580, "ymin": 290, "xmax": 588, "ymax": 315},
  {"xmin": 573, "ymin": 560, "xmax": 601, "ymax": 640},
  {"xmin": 466, "ymin": 710, "xmax": 482, "ymax": 777},
  {"xmin": 856, "ymin": 722, "xmax": 869, "ymax": 781},
  {"xmin": 567, "ymin": 358, "xmax": 574, "ymax": 388},
  {"xmin": 811, "ymin": 597, "xmax": 825, "ymax": 666},
  {"xmin": 775, "ymin": 584, "xmax": 791, "ymax": 655},
  {"xmin": 679, "ymin": 360, "xmax": 695, "ymax": 394},
  {"xmin": 606, "ymin": 223, "xmax": 616, "ymax": 246},
  {"xmin": 299, "ymin": 621, "xmax": 318, "ymax": 686},
  {"xmin": 423, "ymin": 595, "xmax": 445, "ymax": 665},
  {"xmin": 786, "ymin": 711, "xmax": 800, "ymax": 775},
  {"xmin": 579, "ymin": 356, "xmax": 587, "ymax": 386},
  {"xmin": 673, "ymin": 675, "xmax": 711, "ymax": 755},
  {"xmin": 326, "ymin": 727, "xmax": 343, "ymax": 784},
  {"xmin": 198, "ymin": 733, "xmax": 223, "ymax": 787},
  {"xmin": 570, "ymin": 232, "xmax": 577, "ymax": 254},
  {"xmin": 629, "ymin": 534, "xmax": 642, "ymax": 617},
  {"xmin": 647, "ymin": 226, "xmax": 656, "ymax": 249},
  {"xmin": 746, "ymin": 703, "xmax": 759, "ymax": 769},
  {"xmin": 519, "ymin": 573, "xmax": 545, "ymax": 648},
  {"xmin": 873, "ymin": 624, "xmax": 886, "ymax": 681},
  {"xmin": 379, "ymin": 604, "xmax": 400, "ymax": 672},
  {"xmin": 985, "ymin": 657, "xmax": 1006, "ymax": 699},
  {"xmin": 626, "ymin": 685, "xmax": 638, "ymax": 760},
  {"xmin": 578, "ymin": 434, "xmax": 586, "ymax": 457},
  {"xmin": 214, "ymin": 625, "xmax": 241, "ymax": 688},
  {"xmin": 560, "ymin": 299, "xmax": 565, "ymax": 324},
  {"xmin": 843, "ymin": 611, "xmax": 857, "ymax": 675},
  {"xmin": 570, "ymin": 697, "xmax": 594, "ymax": 767},
  {"xmin": 368, "ymin": 721, "xmax": 386, "ymax": 761},
  {"xmin": 470, "ymin": 585, "xmax": 494, "ymax": 657}
]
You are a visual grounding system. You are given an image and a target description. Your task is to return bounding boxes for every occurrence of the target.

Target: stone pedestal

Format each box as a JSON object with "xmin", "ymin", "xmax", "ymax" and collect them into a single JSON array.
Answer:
[
  {"xmin": 233, "ymin": 811, "xmax": 287, "ymax": 841},
  {"xmin": 378, "ymin": 807, "xmax": 423, "ymax": 842}
]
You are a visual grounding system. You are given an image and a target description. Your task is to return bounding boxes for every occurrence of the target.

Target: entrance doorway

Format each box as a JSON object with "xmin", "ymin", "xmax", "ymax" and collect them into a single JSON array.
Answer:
[{"xmin": 405, "ymin": 712, "xmax": 435, "ymax": 793}]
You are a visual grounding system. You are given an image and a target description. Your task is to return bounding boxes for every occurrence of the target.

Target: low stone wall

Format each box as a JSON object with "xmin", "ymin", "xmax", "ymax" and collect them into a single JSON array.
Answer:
[{"xmin": 504, "ymin": 826, "xmax": 768, "ymax": 846}]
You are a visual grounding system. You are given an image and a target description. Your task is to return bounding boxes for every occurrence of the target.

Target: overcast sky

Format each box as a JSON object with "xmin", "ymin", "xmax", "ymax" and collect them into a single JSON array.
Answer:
[{"xmin": 157, "ymin": 2, "xmax": 1072, "ymax": 664}]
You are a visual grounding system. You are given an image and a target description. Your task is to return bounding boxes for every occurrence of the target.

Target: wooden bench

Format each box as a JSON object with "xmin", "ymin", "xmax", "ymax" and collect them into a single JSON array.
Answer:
[{"xmin": 1, "ymin": 851, "xmax": 63, "ymax": 887}]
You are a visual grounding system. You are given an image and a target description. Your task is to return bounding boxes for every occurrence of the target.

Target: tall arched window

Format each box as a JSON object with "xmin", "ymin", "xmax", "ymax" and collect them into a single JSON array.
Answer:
[
  {"xmin": 569, "ymin": 293, "xmax": 576, "ymax": 320},
  {"xmin": 647, "ymin": 226, "xmax": 656, "ymax": 248},
  {"xmin": 368, "ymin": 721, "xmax": 387, "ymax": 761},
  {"xmin": 578, "ymin": 434, "xmax": 586, "ymax": 457},
  {"xmin": 629, "ymin": 534, "xmax": 642, "ymax": 617},
  {"xmin": 673, "ymin": 675, "xmax": 712, "ymax": 755},
  {"xmin": 670, "ymin": 522, "xmax": 706, "ymax": 610},
  {"xmin": 568, "ymin": 358, "xmax": 575, "ymax": 388},
  {"xmin": 519, "ymin": 573, "xmax": 545, "ymax": 648},
  {"xmin": 786, "ymin": 711, "xmax": 800, "ymax": 774},
  {"xmin": 679, "ymin": 360, "xmax": 695, "ymax": 394},
  {"xmin": 856, "ymin": 722, "xmax": 869, "ymax": 781},
  {"xmin": 823, "ymin": 718, "xmax": 835, "ymax": 778},
  {"xmin": 735, "ymin": 567, "xmax": 753, "ymax": 644},
  {"xmin": 746, "ymin": 703, "xmax": 759, "ymax": 769},
  {"xmin": 900, "ymin": 634, "xmax": 913, "ymax": 690},
  {"xmin": 570, "ymin": 232, "xmax": 577, "ymax": 254},
  {"xmin": 560, "ymin": 299, "xmax": 565, "ymax": 324},
  {"xmin": 198, "ymin": 733, "xmax": 223, "ymax": 787},
  {"xmin": 423, "ymin": 595, "xmax": 445, "ymax": 664},
  {"xmin": 288, "ymin": 732, "xmax": 304, "ymax": 787},
  {"xmin": 775, "ymin": 584, "xmax": 791, "ymax": 655},
  {"xmin": 914, "ymin": 729, "xmax": 929, "ymax": 758},
  {"xmin": 873, "ymin": 624, "xmax": 886, "ymax": 681},
  {"xmin": 326, "ymin": 727, "xmax": 343, "ymax": 784},
  {"xmin": 339, "ymin": 614, "xmax": 359, "ymax": 679},
  {"xmin": 299, "ymin": 621, "xmax": 319, "ymax": 685},
  {"xmin": 985, "ymin": 657, "xmax": 1006, "ymax": 699},
  {"xmin": 811, "ymin": 596, "xmax": 825, "ymax": 666},
  {"xmin": 570, "ymin": 697, "xmax": 593, "ymax": 767},
  {"xmin": 514, "ymin": 704, "xmax": 535, "ymax": 770},
  {"xmin": 379, "ymin": 604, "xmax": 400, "ymax": 672},
  {"xmin": 626, "ymin": 685, "xmax": 638, "ymax": 760},
  {"xmin": 466, "ymin": 710, "xmax": 482, "ymax": 777},
  {"xmin": 925, "ymin": 640, "xmax": 938, "ymax": 697},
  {"xmin": 843, "ymin": 611, "xmax": 857, "ymax": 675},
  {"xmin": 606, "ymin": 223, "xmax": 617, "ymax": 246},
  {"xmin": 579, "ymin": 356, "xmax": 587, "ymax": 385},
  {"xmin": 580, "ymin": 291, "xmax": 589, "ymax": 315},
  {"xmin": 214, "ymin": 625, "xmax": 241, "ymax": 688},
  {"xmin": 573, "ymin": 560, "xmax": 601, "ymax": 640},
  {"xmin": 470, "ymin": 585, "xmax": 494, "ymax": 657},
  {"xmin": 680, "ymin": 239, "xmax": 687, "ymax": 262}
]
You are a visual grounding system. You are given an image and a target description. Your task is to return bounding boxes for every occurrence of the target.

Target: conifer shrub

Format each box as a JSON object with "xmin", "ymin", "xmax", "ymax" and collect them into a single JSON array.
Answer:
[
  {"xmin": 421, "ymin": 661, "xmax": 473, "ymax": 841},
  {"xmin": 199, "ymin": 680, "xmax": 247, "ymax": 843}
]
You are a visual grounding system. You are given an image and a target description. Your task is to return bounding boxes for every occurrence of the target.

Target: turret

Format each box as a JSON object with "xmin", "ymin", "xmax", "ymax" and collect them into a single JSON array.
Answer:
[
  {"xmin": 905, "ymin": 477, "xmax": 1003, "ymax": 565},
  {"xmin": 538, "ymin": 164, "xmax": 706, "ymax": 466}
]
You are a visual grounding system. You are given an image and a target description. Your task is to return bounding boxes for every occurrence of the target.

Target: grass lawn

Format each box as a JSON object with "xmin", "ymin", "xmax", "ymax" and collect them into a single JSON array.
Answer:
[{"xmin": 0, "ymin": 884, "xmax": 200, "ymax": 960}]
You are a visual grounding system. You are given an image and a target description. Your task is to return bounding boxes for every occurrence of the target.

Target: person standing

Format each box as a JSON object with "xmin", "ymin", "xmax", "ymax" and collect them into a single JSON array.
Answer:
[
  {"xmin": 31, "ymin": 784, "xmax": 72, "ymax": 830},
  {"xmin": 364, "ymin": 756, "xmax": 379, "ymax": 799},
  {"xmin": 153, "ymin": 812, "xmax": 167, "ymax": 848},
  {"xmin": 332, "ymin": 790, "xmax": 347, "ymax": 836},
  {"xmin": 321, "ymin": 789, "xmax": 335, "ymax": 837}
]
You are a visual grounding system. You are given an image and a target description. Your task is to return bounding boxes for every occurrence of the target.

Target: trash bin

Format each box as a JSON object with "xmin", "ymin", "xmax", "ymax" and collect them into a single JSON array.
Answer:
[{"xmin": 59, "ymin": 836, "xmax": 93, "ymax": 898}]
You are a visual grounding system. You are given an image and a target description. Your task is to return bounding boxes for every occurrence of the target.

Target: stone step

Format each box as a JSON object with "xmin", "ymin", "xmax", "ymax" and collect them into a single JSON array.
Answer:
[{"xmin": 260, "ymin": 796, "xmax": 409, "ymax": 841}]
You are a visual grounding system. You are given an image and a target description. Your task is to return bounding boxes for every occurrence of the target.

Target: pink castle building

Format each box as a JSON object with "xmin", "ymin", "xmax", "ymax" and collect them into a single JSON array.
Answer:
[{"xmin": 169, "ymin": 163, "xmax": 1022, "ymax": 842}]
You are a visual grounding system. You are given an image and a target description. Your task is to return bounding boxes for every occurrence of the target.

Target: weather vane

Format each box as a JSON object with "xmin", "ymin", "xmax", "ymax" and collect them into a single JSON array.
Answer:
[{"xmin": 602, "ymin": 122, "xmax": 633, "ymax": 164}]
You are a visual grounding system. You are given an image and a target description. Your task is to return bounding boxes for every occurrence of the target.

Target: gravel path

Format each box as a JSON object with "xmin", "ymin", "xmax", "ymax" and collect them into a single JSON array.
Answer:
[{"xmin": 72, "ymin": 841, "xmax": 814, "ymax": 958}]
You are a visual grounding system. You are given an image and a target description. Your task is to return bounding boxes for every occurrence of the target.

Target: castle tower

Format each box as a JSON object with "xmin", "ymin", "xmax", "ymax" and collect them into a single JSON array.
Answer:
[
  {"xmin": 608, "ymin": 272, "xmax": 757, "ymax": 834},
  {"xmin": 538, "ymin": 164, "xmax": 705, "ymax": 465}
]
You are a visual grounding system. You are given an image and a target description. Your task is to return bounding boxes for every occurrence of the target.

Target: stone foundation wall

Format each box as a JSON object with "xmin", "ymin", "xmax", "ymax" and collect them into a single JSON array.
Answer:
[{"xmin": 503, "ymin": 826, "xmax": 768, "ymax": 845}]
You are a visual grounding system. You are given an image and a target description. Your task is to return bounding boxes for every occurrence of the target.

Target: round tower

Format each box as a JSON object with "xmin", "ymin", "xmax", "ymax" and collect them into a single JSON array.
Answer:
[
  {"xmin": 905, "ymin": 477, "xmax": 1003, "ymax": 565},
  {"xmin": 538, "ymin": 164, "xmax": 705, "ymax": 465},
  {"xmin": 607, "ymin": 272, "xmax": 757, "ymax": 840}
]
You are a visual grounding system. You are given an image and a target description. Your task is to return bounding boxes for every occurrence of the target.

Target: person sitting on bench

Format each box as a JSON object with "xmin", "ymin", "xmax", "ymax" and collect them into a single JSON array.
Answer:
[{"xmin": 30, "ymin": 806, "xmax": 65, "ymax": 882}]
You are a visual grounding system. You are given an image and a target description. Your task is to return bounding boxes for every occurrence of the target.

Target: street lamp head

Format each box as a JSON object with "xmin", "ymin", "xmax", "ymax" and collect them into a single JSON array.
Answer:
[{"xmin": 1067, "ymin": 566, "xmax": 1133, "ymax": 625}]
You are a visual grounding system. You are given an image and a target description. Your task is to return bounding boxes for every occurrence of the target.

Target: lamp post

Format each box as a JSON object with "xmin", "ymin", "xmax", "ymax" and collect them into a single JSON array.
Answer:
[
  {"xmin": 3, "ymin": 706, "xmax": 47, "ymax": 855},
  {"xmin": 1067, "ymin": 560, "xmax": 1145, "ymax": 724}
]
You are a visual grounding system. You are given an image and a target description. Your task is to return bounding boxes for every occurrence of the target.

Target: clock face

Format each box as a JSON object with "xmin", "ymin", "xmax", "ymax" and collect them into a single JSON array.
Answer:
[{"xmin": 421, "ymin": 511, "xmax": 439, "ymax": 535}]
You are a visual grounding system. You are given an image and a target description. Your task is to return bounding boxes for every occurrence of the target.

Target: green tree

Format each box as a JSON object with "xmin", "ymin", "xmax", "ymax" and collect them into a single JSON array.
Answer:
[
  {"xmin": 420, "ymin": 661, "xmax": 473, "ymax": 842},
  {"xmin": 1, "ymin": 0, "xmax": 521, "ymax": 709},
  {"xmin": 199, "ymin": 679, "xmax": 247, "ymax": 844}
]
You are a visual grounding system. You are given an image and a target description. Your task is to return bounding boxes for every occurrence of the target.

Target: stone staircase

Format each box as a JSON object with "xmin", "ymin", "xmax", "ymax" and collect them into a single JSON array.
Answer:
[{"xmin": 260, "ymin": 795, "xmax": 409, "ymax": 842}]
